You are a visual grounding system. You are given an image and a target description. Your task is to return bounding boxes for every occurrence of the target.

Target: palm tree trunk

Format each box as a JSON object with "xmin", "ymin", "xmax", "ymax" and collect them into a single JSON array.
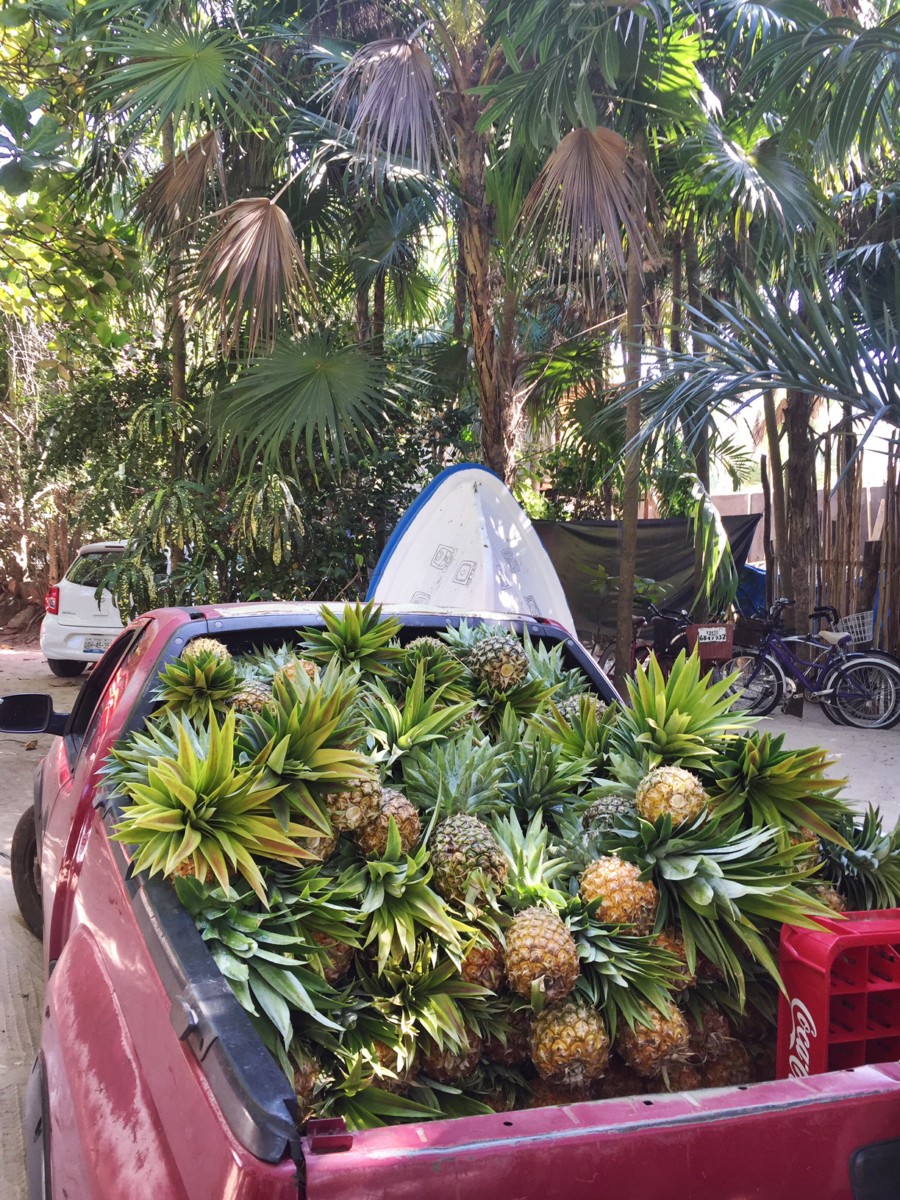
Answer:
[
  {"xmin": 446, "ymin": 53, "xmax": 517, "ymax": 483},
  {"xmin": 162, "ymin": 117, "xmax": 186, "ymax": 572},
  {"xmin": 763, "ymin": 389, "xmax": 788, "ymax": 598},
  {"xmin": 373, "ymin": 272, "xmax": 385, "ymax": 352},
  {"xmin": 614, "ymin": 130, "xmax": 647, "ymax": 685},
  {"xmin": 784, "ymin": 389, "xmax": 818, "ymax": 634},
  {"xmin": 684, "ymin": 219, "xmax": 710, "ymax": 491}
]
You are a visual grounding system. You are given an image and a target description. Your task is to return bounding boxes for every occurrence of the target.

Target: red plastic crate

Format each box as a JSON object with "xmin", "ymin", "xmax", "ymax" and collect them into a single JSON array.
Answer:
[{"xmin": 777, "ymin": 909, "xmax": 900, "ymax": 1079}]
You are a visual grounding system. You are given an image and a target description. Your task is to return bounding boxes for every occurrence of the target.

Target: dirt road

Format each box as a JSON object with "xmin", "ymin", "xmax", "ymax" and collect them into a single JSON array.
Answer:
[{"xmin": 0, "ymin": 645, "xmax": 896, "ymax": 1198}]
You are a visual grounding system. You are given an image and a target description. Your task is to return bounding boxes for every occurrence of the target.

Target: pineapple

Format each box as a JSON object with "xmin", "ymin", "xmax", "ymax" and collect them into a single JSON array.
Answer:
[
  {"xmin": 530, "ymin": 998, "xmax": 610, "ymax": 1087},
  {"xmin": 275, "ymin": 657, "xmax": 318, "ymax": 685},
  {"xmin": 582, "ymin": 793, "xmax": 636, "ymax": 832},
  {"xmin": 504, "ymin": 906, "xmax": 580, "ymax": 1003},
  {"xmin": 430, "ymin": 814, "xmax": 508, "ymax": 902},
  {"xmin": 485, "ymin": 1008, "xmax": 531, "ymax": 1066},
  {"xmin": 617, "ymin": 1001, "xmax": 690, "ymax": 1078},
  {"xmin": 311, "ymin": 931, "xmax": 355, "ymax": 983},
  {"xmin": 461, "ymin": 937, "xmax": 506, "ymax": 991},
  {"xmin": 592, "ymin": 1059, "xmax": 646, "ymax": 1099},
  {"xmin": 155, "ymin": 648, "xmax": 238, "ymax": 720},
  {"xmin": 292, "ymin": 1046, "xmax": 321, "ymax": 1123},
  {"xmin": 687, "ymin": 1004, "xmax": 731, "ymax": 1063},
  {"xmin": 110, "ymin": 709, "xmax": 312, "ymax": 904},
  {"xmin": 182, "ymin": 637, "xmax": 231, "ymax": 662},
  {"xmin": 611, "ymin": 651, "xmax": 744, "ymax": 770},
  {"xmin": 404, "ymin": 729, "xmax": 510, "ymax": 901},
  {"xmin": 528, "ymin": 1079, "xmax": 591, "ymax": 1107},
  {"xmin": 372, "ymin": 1039, "xmax": 416, "ymax": 1093},
  {"xmin": 811, "ymin": 882, "xmax": 846, "ymax": 913},
  {"xmin": 325, "ymin": 779, "xmax": 384, "ymax": 833},
  {"xmin": 421, "ymin": 1032, "xmax": 483, "ymax": 1082},
  {"xmin": 661, "ymin": 1062, "xmax": 702, "ymax": 1092},
  {"xmin": 579, "ymin": 857, "xmax": 659, "ymax": 934},
  {"xmin": 636, "ymin": 766, "xmax": 709, "ymax": 826},
  {"xmin": 701, "ymin": 1040, "xmax": 752, "ymax": 1087},
  {"xmin": 355, "ymin": 789, "xmax": 422, "ymax": 856},
  {"xmin": 306, "ymin": 831, "xmax": 339, "ymax": 861},
  {"xmin": 653, "ymin": 929, "xmax": 695, "ymax": 991},
  {"xmin": 230, "ymin": 678, "xmax": 273, "ymax": 715},
  {"xmin": 557, "ymin": 693, "xmax": 606, "ymax": 723},
  {"xmin": 469, "ymin": 633, "xmax": 529, "ymax": 692},
  {"xmin": 301, "ymin": 601, "xmax": 404, "ymax": 678}
]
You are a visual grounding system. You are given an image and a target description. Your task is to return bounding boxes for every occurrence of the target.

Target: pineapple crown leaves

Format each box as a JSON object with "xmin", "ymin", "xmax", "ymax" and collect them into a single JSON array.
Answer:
[
  {"xmin": 393, "ymin": 639, "xmax": 472, "ymax": 704},
  {"xmin": 520, "ymin": 626, "xmax": 589, "ymax": 699},
  {"xmin": 235, "ymin": 659, "xmax": 374, "ymax": 834},
  {"xmin": 471, "ymin": 674, "xmax": 556, "ymax": 735},
  {"xmin": 497, "ymin": 723, "xmax": 595, "ymax": 824},
  {"xmin": 564, "ymin": 899, "xmax": 684, "ymax": 1039},
  {"xmin": 438, "ymin": 618, "xmax": 504, "ymax": 655},
  {"xmin": 154, "ymin": 650, "xmax": 239, "ymax": 721},
  {"xmin": 360, "ymin": 661, "xmax": 476, "ymax": 767},
  {"xmin": 110, "ymin": 707, "xmax": 323, "ymax": 905},
  {"xmin": 611, "ymin": 651, "xmax": 749, "ymax": 770},
  {"xmin": 605, "ymin": 810, "xmax": 837, "ymax": 1002},
  {"xmin": 315, "ymin": 1057, "xmax": 444, "ymax": 1130},
  {"xmin": 174, "ymin": 876, "xmax": 347, "ymax": 1043},
  {"xmin": 259, "ymin": 864, "xmax": 366, "ymax": 948},
  {"xmin": 238, "ymin": 642, "xmax": 297, "ymax": 681},
  {"xmin": 300, "ymin": 601, "xmax": 405, "ymax": 679},
  {"xmin": 357, "ymin": 942, "xmax": 494, "ymax": 1054},
  {"xmin": 820, "ymin": 806, "xmax": 900, "ymax": 910},
  {"xmin": 707, "ymin": 732, "xmax": 853, "ymax": 848},
  {"xmin": 402, "ymin": 727, "xmax": 509, "ymax": 816},
  {"xmin": 357, "ymin": 822, "xmax": 475, "ymax": 972},
  {"xmin": 536, "ymin": 692, "xmax": 615, "ymax": 766},
  {"xmin": 491, "ymin": 811, "xmax": 573, "ymax": 910}
]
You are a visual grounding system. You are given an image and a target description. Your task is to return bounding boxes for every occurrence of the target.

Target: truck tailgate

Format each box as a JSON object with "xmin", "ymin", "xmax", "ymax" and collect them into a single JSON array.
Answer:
[{"xmin": 302, "ymin": 1066, "xmax": 900, "ymax": 1200}]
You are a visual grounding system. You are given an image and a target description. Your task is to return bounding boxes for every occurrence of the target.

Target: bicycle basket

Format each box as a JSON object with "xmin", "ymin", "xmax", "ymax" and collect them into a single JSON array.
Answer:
[
  {"xmin": 835, "ymin": 610, "xmax": 874, "ymax": 647},
  {"xmin": 651, "ymin": 615, "xmax": 682, "ymax": 654},
  {"xmin": 734, "ymin": 615, "xmax": 768, "ymax": 649}
]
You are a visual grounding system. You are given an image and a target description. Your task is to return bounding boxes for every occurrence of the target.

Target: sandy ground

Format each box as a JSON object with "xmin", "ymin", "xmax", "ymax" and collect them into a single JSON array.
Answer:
[
  {"xmin": 0, "ymin": 647, "xmax": 84, "ymax": 1200},
  {"xmin": 0, "ymin": 646, "xmax": 897, "ymax": 1197}
]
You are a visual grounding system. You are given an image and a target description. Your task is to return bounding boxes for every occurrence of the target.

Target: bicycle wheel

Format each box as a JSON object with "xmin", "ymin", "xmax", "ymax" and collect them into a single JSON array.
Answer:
[
  {"xmin": 823, "ymin": 656, "xmax": 900, "ymax": 729},
  {"xmin": 719, "ymin": 652, "xmax": 784, "ymax": 716}
]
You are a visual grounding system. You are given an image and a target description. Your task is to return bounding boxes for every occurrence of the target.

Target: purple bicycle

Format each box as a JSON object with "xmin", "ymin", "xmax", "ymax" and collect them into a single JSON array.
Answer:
[{"xmin": 722, "ymin": 598, "xmax": 900, "ymax": 729}]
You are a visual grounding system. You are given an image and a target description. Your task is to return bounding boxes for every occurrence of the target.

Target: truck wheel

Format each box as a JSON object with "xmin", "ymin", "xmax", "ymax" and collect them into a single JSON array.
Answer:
[
  {"xmin": 11, "ymin": 808, "xmax": 42, "ymax": 939},
  {"xmin": 47, "ymin": 658, "xmax": 86, "ymax": 677}
]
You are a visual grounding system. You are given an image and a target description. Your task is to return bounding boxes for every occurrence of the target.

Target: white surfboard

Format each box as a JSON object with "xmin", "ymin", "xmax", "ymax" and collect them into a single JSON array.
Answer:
[{"xmin": 367, "ymin": 464, "xmax": 578, "ymax": 635}]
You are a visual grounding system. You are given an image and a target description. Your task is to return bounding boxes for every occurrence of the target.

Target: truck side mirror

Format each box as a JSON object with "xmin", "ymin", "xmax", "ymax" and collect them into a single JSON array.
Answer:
[{"xmin": 0, "ymin": 694, "xmax": 67, "ymax": 736}]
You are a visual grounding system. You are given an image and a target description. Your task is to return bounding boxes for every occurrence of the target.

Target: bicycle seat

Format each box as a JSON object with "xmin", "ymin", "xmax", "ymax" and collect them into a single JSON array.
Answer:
[{"xmin": 818, "ymin": 629, "xmax": 850, "ymax": 646}]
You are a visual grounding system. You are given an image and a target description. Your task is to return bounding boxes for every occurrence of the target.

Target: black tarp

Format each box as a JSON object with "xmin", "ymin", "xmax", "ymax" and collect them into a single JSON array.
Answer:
[{"xmin": 534, "ymin": 515, "xmax": 762, "ymax": 641}]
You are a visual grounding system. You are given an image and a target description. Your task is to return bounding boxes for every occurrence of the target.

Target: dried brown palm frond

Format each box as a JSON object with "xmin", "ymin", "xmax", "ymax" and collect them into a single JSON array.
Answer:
[
  {"xmin": 192, "ymin": 197, "xmax": 315, "ymax": 356},
  {"xmin": 327, "ymin": 38, "xmax": 446, "ymax": 173},
  {"xmin": 137, "ymin": 131, "xmax": 225, "ymax": 244},
  {"xmin": 520, "ymin": 126, "xmax": 656, "ymax": 310}
]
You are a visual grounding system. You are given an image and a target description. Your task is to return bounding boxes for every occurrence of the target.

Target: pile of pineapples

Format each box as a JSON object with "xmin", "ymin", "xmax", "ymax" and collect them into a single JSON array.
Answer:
[{"xmin": 106, "ymin": 603, "xmax": 900, "ymax": 1129}]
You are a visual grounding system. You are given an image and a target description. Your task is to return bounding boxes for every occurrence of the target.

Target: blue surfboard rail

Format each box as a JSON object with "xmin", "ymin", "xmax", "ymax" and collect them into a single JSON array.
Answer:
[{"xmin": 366, "ymin": 464, "xmax": 501, "ymax": 600}]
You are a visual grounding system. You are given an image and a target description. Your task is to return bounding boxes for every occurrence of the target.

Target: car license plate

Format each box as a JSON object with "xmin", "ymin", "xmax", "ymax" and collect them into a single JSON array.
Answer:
[{"xmin": 83, "ymin": 636, "xmax": 113, "ymax": 655}]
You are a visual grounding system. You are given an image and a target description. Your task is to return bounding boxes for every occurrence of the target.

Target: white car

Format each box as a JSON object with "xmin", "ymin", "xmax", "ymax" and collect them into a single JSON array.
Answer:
[{"xmin": 40, "ymin": 542, "xmax": 126, "ymax": 676}]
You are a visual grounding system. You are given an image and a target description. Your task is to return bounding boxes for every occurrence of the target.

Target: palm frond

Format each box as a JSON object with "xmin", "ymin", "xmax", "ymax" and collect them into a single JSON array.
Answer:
[
  {"xmin": 327, "ymin": 38, "xmax": 446, "ymax": 173},
  {"xmin": 519, "ymin": 127, "xmax": 653, "ymax": 309},
  {"xmin": 136, "ymin": 130, "xmax": 224, "ymax": 243},
  {"xmin": 212, "ymin": 332, "xmax": 393, "ymax": 473},
  {"xmin": 92, "ymin": 18, "xmax": 258, "ymax": 134},
  {"xmin": 192, "ymin": 197, "xmax": 315, "ymax": 356}
]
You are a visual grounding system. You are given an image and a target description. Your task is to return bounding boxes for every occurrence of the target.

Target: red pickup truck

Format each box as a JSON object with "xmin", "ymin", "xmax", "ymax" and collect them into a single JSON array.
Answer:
[{"xmin": 3, "ymin": 601, "xmax": 900, "ymax": 1200}]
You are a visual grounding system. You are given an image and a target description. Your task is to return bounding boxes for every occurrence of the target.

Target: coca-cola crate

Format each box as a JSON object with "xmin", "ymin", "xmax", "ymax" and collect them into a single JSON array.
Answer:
[
  {"xmin": 777, "ymin": 910, "xmax": 900, "ymax": 1079},
  {"xmin": 685, "ymin": 622, "xmax": 733, "ymax": 662}
]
